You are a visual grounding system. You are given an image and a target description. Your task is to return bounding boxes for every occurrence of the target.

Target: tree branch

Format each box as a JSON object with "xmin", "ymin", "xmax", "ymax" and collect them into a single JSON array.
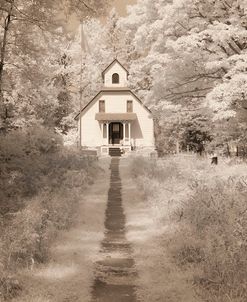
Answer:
[
  {"xmin": 164, "ymin": 87, "xmax": 213, "ymax": 99},
  {"xmin": 171, "ymin": 72, "xmax": 222, "ymax": 89},
  {"xmin": 78, "ymin": 0, "xmax": 96, "ymax": 13}
]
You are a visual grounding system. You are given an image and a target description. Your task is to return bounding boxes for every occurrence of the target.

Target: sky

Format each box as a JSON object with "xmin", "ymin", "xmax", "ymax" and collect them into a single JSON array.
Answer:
[
  {"xmin": 114, "ymin": 0, "xmax": 137, "ymax": 16},
  {"xmin": 64, "ymin": 0, "xmax": 136, "ymax": 33}
]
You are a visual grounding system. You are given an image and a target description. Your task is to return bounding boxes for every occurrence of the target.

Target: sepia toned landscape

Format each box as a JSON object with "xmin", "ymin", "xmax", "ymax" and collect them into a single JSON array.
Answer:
[{"xmin": 0, "ymin": 1, "xmax": 247, "ymax": 302}]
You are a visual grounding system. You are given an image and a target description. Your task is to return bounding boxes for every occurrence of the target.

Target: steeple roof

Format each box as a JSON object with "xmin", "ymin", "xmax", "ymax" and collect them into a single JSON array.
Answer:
[{"xmin": 102, "ymin": 59, "xmax": 129, "ymax": 76}]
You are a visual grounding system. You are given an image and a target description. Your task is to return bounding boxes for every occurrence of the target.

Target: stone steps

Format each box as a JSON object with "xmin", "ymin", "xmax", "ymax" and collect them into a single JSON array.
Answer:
[{"xmin": 109, "ymin": 148, "xmax": 122, "ymax": 157}]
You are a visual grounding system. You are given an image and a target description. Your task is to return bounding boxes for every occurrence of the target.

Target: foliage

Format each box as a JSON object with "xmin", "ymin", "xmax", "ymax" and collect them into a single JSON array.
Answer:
[
  {"xmin": 0, "ymin": 128, "xmax": 99, "ymax": 300},
  {"xmin": 131, "ymin": 155, "xmax": 247, "ymax": 302},
  {"xmin": 118, "ymin": 0, "xmax": 247, "ymax": 154},
  {"xmin": 0, "ymin": 0, "xmax": 110, "ymax": 133},
  {"xmin": 181, "ymin": 177, "xmax": 247, "ymax": 301},
  {"xmin": 59, "ymin": 0, "xmax": 246, "ymax": 153}
]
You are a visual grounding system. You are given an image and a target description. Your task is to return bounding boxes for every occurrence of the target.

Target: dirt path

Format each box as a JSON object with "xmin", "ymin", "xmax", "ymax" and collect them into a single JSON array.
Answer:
[
  {"xmin": 120, "ymin": 158, "xmax": 201, "ymax": 302},
  {"xmin": 13, "ymin": 159, "xmax": 111, "ymax": 302},
  {"xmin": 13, "ymin": 158, "xmax": 143, "ymax": 302},
  {"xmin": 91, "ymin": 158, "xmax": 137, "ymax": 302}
]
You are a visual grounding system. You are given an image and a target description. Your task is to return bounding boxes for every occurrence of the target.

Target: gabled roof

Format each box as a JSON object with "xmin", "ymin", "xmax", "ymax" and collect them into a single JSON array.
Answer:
[
  {"xmin": 74, "ymin": 89, "xmax": 152, "ymax": 120},
  {"xmin": 102, "ymin": 59, "xmax": 129, "ymax": 76}
]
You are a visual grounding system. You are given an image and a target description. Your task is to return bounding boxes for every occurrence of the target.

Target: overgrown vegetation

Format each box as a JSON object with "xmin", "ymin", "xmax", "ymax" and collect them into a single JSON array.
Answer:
[
  {"xmin": 0, "ymin": 127, "xmax": 99, "ymax": 301},
  {"xmin": 70, "ymin": 0, "xmax": 247, "ymax": 156},
  {"xmin": 0, "ymin": 1, "xmax": 111, "ymax": 299},
  {"xmin": 131, "ymin": 155, "xmax": 247, "ymax": 302}
]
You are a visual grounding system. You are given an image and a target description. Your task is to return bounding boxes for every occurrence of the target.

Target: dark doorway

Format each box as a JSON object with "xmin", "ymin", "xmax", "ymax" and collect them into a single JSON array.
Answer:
[{"xmin": 109, "ymin": 122, "xmax": 123, "ymax": 145}]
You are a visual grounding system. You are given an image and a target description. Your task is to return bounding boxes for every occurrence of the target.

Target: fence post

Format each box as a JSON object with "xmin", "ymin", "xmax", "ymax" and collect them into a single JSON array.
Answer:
[{"xmin": 176, "ymin": 141, "xmax": 180, "ymax": 154}]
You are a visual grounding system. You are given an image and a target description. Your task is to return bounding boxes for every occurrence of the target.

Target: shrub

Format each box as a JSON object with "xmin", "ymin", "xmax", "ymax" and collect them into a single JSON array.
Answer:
[
  {"xmin": 131, "ymin": 155, "xmax": 247, "ymax": 302},
  {"xmin": 179, "ymin": 177, "xmax": 247, "ymax": 301},
  {"xmin": 131, "ymin": 156, "xmax": 180, "ymax": 182},
  {"xmin": 0, "ymin": 273, "xmax": 21, "ymax": 301},
  {"xmin": 0, "ymin": 126, "xmax": 63, "ymax": 213},
  {"xmin": 0, "ymin": 127, "xmax": 99, "ymax": 300}
]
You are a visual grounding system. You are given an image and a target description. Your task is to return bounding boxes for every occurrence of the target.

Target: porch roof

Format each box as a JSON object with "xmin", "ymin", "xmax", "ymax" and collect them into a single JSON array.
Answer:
[{"xmin": 95, "ymin": 113, "xmax": 137, "ymax": 122}]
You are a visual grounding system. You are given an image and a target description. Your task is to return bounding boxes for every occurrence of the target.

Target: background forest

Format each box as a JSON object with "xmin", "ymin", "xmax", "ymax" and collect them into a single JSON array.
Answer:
[
  {"xmin": 69, "ymin": 0, "xmax": 247, "ymax": 156},
  {"xmin": 1, "ymin": 0, "xmax": 246, "ymax": 155},
  {"xmin": 0, "ymin": 0, "xmax": 247, "ymax": 301},
  {"xmin": 0, "ymin": 0, "xmax": 109, "ymax": 300}
]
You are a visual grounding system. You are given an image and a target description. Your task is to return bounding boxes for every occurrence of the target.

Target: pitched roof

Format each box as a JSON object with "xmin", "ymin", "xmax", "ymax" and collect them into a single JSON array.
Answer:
[
  {"xmin": 74, "ymin": 89, "xmax": 152, "ymax": 120},
  {"xmin": 102, "ymin": 59, "xmax": 129, "ymax": 76}
]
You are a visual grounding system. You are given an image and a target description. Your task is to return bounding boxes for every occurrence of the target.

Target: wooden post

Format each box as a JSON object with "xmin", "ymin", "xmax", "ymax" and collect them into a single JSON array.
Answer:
[
  {"xmin": 176, "ymin": 141, "xmax": 180, "ymax": 154},
  {"xmin": 123, "ymin": 122, "xmax": 126, "ymax": 145},
  {"xmin": 106, "ymin": 122, "xmax": 109, "ymax": 145},
  {"xmin": 101, "ymin": 123, "xmax": 104, "ymax": 144},
  {"xmin": 129, "ymin": 122, "xmax": 131, "ymax": 145}
]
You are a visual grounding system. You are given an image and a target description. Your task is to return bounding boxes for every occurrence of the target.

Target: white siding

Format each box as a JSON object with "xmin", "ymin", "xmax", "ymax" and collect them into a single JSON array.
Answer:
[
  {"xmin": 80, "ymin": 97, "xmax": 102, "ymax": 147},
  {"xmin": 131, "ymin": 95, "xmax": 154, "ymax": 148},
  {"xmin": 104, "ymin": 61, "xmax": 128, "ymax": 88},
  {"xmin": 79, "ymin": 91, "xmax": 154, "ymax": 148}
]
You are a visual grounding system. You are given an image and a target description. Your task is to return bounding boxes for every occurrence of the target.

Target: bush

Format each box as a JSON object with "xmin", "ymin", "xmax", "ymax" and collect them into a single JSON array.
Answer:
[
  {"xmin": 0, "ymin": 126, "xmax": 63, "ymax": 213},
  {"xmin": 131, "ymin": 156, "xmax": 180, "ymax": 182},
  {"xmin": 131, "ymin": 155, "xmax": 247, "ymax": 302},
  {"xmin": 0, "ymin": 127, "xmax": 99, "ymax": 300},
  {"xmin": 0, "ymin": 274, "xmax": 21, "ymax": 301},
  {"xmin": 179, "ymin": 177, "xmax": 247, "ymax": 301}
]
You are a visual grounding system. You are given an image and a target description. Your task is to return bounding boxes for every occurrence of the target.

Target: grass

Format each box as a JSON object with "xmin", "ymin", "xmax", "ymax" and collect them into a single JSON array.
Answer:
[
  {"xmin": 8, "ymin": 158, "xmax": 110, "ymax": 302},
  {"xmin": 0, "ymin": 128, "xmax": 101, "ymax": 301},
  {"xmin": 129, "ymin": 154, "xmax": 247, "ymax": 302}
]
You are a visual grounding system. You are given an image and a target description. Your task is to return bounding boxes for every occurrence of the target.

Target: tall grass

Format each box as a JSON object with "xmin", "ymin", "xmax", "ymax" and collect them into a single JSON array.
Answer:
[
  {"xmin": 0, "ymin": 127, "xmax": 99, "ymax": 301},
  {"xmin": 131, "ymin": 155, "xmax": 247, "ymax": 302}
]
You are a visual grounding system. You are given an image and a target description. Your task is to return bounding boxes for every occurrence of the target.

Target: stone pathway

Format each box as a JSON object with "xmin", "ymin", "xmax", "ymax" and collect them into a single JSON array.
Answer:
[{"xmin": 91, "ymin": 158, "xmax": 137, "ymax": 302}]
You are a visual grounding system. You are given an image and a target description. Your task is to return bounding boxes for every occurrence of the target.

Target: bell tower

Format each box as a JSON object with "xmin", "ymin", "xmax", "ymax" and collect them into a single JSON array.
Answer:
[{"xmin": 102, "ymin": 59, "xmax": 128, "ymax": 88}]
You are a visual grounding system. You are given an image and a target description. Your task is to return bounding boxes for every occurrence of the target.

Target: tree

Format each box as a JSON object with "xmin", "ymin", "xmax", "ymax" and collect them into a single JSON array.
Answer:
[
  {"xmin": 0, "ymin": 0, "xmax": 110, "ymax": 132},
  {"xmin": 120, "ymin": 0, "xmax": 247, "ymax": 154}
]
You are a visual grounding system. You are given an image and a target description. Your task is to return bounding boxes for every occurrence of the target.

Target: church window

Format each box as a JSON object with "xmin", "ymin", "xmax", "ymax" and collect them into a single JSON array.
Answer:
[
  {"xmin": 127, "ymin": 100, "xmax": 133, "ymax": 112},
  {"xmin": 112, "ymin": 73, "xmax": 120, "ymax": 84},
  {"xmin": 99, "ymin": 100, "xmax": 105, "ymax": 112}
]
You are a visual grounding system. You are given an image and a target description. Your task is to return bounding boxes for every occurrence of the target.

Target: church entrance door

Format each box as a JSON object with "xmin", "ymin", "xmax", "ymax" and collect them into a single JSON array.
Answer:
[{"xmin": 109, "ymin": 122, "xmax": 123, "ymax": 145}]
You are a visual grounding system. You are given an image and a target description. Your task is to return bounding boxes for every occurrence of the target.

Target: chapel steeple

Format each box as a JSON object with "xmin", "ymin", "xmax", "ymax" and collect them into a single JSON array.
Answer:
[{"xmin": 102, "ymin": 59, "xmax": 129, "ymax": 88}]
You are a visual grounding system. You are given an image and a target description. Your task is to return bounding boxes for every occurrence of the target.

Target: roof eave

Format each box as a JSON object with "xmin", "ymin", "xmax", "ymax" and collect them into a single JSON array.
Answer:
[
  {"xmin": 74, "ymin": 89, "xmax": 153, "ymax": 120},
  {"xmin": 102, "ymin": 59, "xmax": 129, "ymax": 76}
]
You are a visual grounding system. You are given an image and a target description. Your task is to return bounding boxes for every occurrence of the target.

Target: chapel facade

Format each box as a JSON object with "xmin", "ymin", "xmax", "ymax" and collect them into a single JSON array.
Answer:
[{"xmin": 75, "ymin": 59, "xmax": 155, "ymax": 156}]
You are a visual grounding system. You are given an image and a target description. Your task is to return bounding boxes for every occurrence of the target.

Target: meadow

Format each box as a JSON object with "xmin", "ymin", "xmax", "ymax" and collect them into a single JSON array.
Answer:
[
  {"xmin": 0, "ymin": 127, "xmax": 100, "ymax": 301},
  {"xmin": 129, "ymin": 155, "xmax": 247, "ymax": 302}
]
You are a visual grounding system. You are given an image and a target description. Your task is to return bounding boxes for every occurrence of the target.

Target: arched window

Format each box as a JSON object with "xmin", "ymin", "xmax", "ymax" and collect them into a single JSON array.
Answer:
[{"xmin": 112, "ymin": 73, "xmax": 120, "ymax": 84}]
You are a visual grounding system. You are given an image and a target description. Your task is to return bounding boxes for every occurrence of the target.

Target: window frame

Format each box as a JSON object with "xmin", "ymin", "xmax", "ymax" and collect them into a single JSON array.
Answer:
[
  {"xmin": 127, "ymin": 100, "xmax": 133, "ymax": 113},
  {"xmin": 99, "ymin": 100, "xmax": 105, "ymax": 112},
  {"xmin": 112, "ymin": 73, "xmax": 120, "ymax": 84}
]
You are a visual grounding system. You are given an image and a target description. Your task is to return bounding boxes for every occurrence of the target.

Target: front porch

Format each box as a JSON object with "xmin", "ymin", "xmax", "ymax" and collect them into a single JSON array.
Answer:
[
  {"xmin": 95, "ymin": 113, "xmax": 136, "ymax": 156},
  {"xmin": 100, "ymin": 122, "xmax": 133, "ymax": 156}
]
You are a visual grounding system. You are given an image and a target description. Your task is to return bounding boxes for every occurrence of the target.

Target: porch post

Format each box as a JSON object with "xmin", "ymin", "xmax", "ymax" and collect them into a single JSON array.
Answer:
[
  {"xmin": 123, "ymin": 122, "xmax": 126, "ymax": 145},
  {"xmin": 106, "ymin": 122, "xmax": 109, "ymax": 145},
  {"xmin": 100, "ymin": 123, "xmax": 103, "ymax": 144},
  {"xmin": 129, "ymin": 122, "xmax": 131, "ymax": 145}
]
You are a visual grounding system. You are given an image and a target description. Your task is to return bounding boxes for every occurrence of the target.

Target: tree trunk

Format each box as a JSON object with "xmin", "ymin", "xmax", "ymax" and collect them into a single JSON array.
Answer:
[
  {"xmin": 0, "ymin": 0, "xmax": 14, "ymax": 101},
  {"xmin": 226, "ymin": 143, "xmax": 230, "ymax": 157}
]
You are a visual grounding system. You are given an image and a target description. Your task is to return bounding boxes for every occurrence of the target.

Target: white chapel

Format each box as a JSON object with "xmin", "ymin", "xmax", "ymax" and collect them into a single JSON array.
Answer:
[{"xmin": 75, "ymin": 59, "xmax": 155, "ymax": 156}]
